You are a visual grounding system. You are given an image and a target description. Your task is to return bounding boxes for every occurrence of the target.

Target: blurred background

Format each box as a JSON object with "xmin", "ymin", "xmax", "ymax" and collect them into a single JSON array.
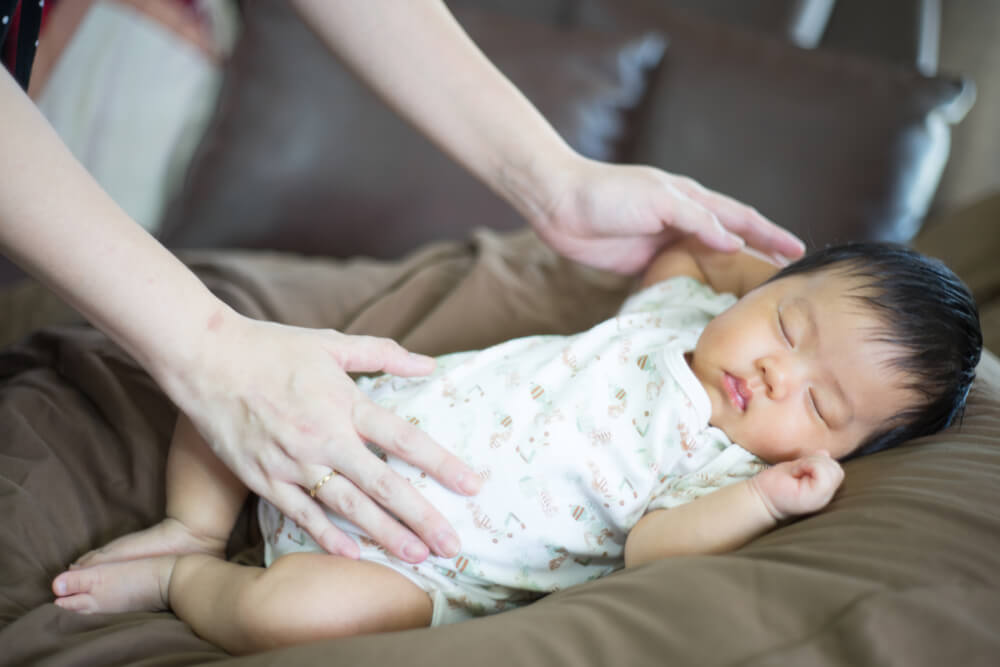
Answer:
[{"xmin": 2, "ymin": 0, "xmax": 998, "ymax": 349}]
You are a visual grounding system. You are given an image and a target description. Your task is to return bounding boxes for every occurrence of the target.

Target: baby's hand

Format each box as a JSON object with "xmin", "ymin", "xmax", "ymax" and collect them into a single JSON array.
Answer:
[{"xmin": 748, "ymin": 452, "xmax": 845, "ymax": 521}]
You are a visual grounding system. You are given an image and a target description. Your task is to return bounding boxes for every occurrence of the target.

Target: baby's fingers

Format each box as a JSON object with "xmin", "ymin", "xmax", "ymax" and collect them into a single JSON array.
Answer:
[
  {"xmin": 793, "ymin": 453, "xmax": 843, "ymax": 478},
  {"xmin": 799, "ymin": 456, "xmax": 845, "ymax": 502},
  {"xmin": 812, "ymin": 455, "xmax": 845, "ymax": 485}
]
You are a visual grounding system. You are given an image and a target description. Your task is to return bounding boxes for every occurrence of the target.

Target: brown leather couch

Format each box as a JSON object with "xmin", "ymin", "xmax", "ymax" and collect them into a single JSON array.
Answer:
[
  {"xmin": 4, "ymin": 0, "xmax": 984, "ymax": 351},
  {"xmin": 0, "ymin": 0, "xmax": 973, "ymax": 285},
  {"xmin": 159, "ymin": 0, "xmax": 973, "ymax": 262}
]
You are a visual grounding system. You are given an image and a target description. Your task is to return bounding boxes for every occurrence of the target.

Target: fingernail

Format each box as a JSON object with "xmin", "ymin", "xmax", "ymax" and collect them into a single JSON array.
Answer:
[
  {"xmin": 403, "ymin": 540, "xmax": 429, "ymax": 562},
  {"xmin": 458, "ymin": 472, "xmax": 482, "ymax": 495},
  {"xmin": 337, "ymin": 539, "xmax": 360, "ymax": 560},
  {"xmin": 55, "ymin": 579, "xmax": 65, "ymax": 595},
  {"xmin": 409, "ymin": 352, "xmax": 435, "ymax": 367},
  {"xmin": 436, "ymin": 532, "xmax": 460, "ymax": 558},
  {"xmin": 727, "ymin": 233, "xmax": 746, "ymax": 249}
]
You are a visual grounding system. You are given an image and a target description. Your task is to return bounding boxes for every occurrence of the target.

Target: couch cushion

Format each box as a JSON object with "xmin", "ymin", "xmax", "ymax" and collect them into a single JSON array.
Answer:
[
  {"xmin": 578, "ymin": 1, "xmax": 974, "ymax": 249},
  {"xmin": 603, "ymin": 0, "xmax": 834, "ymax": 47},
  {"xmin": 159, "ymin": 2, "xmax": 665, "ymax": 260}
]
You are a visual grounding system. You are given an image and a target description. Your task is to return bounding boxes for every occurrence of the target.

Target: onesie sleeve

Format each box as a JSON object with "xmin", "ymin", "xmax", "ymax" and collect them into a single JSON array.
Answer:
[
  {"xmin": 646, "ymin": 443, "xmax": 767, "ymax": 512},
  {"xmin": 619, "ymin": 276, "xmax": 737, "ymax": 318}
]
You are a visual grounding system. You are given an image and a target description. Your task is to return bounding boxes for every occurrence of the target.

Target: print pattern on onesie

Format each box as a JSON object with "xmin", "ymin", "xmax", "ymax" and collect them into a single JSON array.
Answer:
[{"xmin": 260, "ymin": 277, "xmax": 766, "ymax": 621}]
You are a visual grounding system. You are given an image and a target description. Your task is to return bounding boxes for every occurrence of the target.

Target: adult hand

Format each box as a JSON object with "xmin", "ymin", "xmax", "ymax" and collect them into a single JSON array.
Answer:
[
  {"xmin": 530, "ymin": 157, "xmax": 806, "ymax": 274},
  {"xmin": 163, "ymin": 307, "xmax": 480, "ymax": 563},
  {"xmin": 1, "ymin": 69, "xmax": 475, "ymax": 564},
  {"xmin": 285, "ymin": 3, "xmax": 801, "ymax": 276}
]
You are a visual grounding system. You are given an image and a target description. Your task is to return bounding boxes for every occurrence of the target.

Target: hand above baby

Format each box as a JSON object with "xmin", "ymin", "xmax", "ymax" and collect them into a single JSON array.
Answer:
[{"xmin": 748, "ymin": 452, "xmax": 845, "ymax": 521}]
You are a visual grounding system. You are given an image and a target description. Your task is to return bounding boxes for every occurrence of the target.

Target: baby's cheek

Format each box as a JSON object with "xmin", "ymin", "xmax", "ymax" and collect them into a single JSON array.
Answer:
[{"xmin": 748, "ymin": 414, "xmax": 810, "ymax": 463}]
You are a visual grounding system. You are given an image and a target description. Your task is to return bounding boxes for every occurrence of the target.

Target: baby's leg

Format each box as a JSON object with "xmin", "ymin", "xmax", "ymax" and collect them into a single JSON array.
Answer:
[
  {"xmin": 56, "ymin": 552, "xmax": 432, "ymax": 654},
  {"xmin": 172, "ymin": 552, "xmax": 432, "ymax": 653},
  {"xmin": 70, "ymin": 414, "xmax": 247, "ymax": 568}
]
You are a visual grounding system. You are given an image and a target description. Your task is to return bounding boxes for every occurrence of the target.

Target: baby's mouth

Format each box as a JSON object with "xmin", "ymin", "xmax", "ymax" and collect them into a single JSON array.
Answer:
[{"xmin": 723, "ymin": 372, "xmax": 751, "ymax": 412}]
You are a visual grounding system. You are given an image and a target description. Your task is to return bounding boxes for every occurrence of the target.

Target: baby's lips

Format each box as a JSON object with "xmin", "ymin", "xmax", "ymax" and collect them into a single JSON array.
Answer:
[
  {"xmin": 736, "ymin": 376, "xmax": 753, "ymax": 406},
  {"xmin": 724, "ymin": 372, "xmax": 753, "ymax": 411}
]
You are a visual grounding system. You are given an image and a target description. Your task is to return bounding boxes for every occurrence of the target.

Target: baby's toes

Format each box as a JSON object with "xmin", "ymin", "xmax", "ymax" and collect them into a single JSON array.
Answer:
[
  {"xmin": 69, "ymin": 549, "xmax": 101, "ymax": 569},
  {"xmin": 53, "ymin": 592, "xmax": 99, "ymax": 613},
  {"xmin": 52, "ymin": 569, "xmax": 104, "ymax": 613},
  {"xmin": 53, "ymin": 568, "xmax": 98, "ymax": 597}
]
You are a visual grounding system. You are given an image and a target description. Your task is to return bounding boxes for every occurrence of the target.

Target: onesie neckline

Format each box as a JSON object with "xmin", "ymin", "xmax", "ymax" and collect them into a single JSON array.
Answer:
[{"xmin": 662, "ymin": 344, "xmax": 712, "ymax": 428}]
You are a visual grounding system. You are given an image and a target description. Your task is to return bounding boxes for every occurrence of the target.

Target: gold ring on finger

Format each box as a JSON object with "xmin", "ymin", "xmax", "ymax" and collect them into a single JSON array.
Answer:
[{"xmin": 309, "ymin": 469, "xmax": 338, "ymax": 498}]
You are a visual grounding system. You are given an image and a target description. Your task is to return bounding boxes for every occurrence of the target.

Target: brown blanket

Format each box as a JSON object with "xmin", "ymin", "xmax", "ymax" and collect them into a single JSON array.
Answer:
[{"xmin": 1, "ymin": 230, "xmax": 999, "ymax": 666}]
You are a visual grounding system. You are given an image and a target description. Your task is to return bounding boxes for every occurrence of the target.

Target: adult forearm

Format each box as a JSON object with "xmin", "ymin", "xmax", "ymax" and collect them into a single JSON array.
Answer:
[
  {"xmin": 0, "ymin": 71, "xmax": 222, "ymax": 382},
  {"xmin": 624, "ymin": 481, "xmax": 778, "ymax": 568},
  {"xmin": 2, "ymin": 70, "xmax": 479, "ymax": 563},
  {"xmin": 289, "ymin": 0, "xmax": 576, "ymax": 223}
]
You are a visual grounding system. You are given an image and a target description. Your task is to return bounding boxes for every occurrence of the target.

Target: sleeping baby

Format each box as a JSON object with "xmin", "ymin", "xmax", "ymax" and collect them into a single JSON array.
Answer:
[{"xmin": 51, "ymin": 238, "xmax": 981, "ymax": 654}]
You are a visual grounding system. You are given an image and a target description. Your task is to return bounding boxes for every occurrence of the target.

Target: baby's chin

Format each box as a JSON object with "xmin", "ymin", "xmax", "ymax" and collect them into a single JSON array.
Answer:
[{"xmin": 707, "ymin": 418, "xmax": 755, "ymax": 457}]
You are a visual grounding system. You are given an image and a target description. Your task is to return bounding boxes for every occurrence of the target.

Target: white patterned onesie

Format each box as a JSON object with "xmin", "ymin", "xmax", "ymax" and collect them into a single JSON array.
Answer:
[{"xmin": 259, "ymin": 276, "xmax": 766, "ymax": 625}]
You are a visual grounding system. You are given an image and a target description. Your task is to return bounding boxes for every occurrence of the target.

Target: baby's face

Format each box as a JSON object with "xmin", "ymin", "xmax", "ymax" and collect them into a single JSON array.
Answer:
[{"xmin": 688, "ymin": 270, "xmax": 915, "ymax": 463}]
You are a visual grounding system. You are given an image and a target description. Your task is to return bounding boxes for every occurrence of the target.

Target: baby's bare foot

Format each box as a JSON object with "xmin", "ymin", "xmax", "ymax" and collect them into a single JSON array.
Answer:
[
  {"xmin": 53, "ymin": 556, "xmax": 176, "ymax": 614},
  {"xmin": 72, "ymin": 517, "xmax": 226, "ymax": 569}
]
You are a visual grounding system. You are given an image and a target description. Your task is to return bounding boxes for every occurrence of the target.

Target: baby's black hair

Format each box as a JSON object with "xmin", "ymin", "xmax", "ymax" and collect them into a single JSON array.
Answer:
[{"xmin": 766, "ymin": 242, "xmax": 982, "ymax": 459}]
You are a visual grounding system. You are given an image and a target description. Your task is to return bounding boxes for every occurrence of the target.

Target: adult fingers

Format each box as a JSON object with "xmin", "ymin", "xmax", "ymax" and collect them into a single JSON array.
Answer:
[
  {"xmin": 655, "ymin": 185, "xmax": 745, "ymax": 252},
  {"xmin": 329, "ymin": 333, "xmax": 436, "ymax": 377},
  {"xmin": 673, "ymin": 178, "xmax": 806, "ymax": 261},
  {"xmin": 267, "ymin": 480, "xmax": 361, "ymax": 559},
  {"xmin": 351, "ymin": 400, "xmax": 478, "ymax": 556},
  {"xmin": 353, "ymin": 398, "xmax": 480, "ymax": 496},
  {"xmin": 303, "ymin": 462, "xmax": 434, "ymax": 563}
]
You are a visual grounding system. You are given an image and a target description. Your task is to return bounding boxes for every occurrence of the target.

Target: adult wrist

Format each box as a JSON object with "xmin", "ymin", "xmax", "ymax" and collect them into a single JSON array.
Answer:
[
  {"xmin": 492, "ymin": 140, "xmax": 581, "ymax": 230},
  {"xmin": 140, "ymin": 294, "xmax": 242, "ymax": 411}
]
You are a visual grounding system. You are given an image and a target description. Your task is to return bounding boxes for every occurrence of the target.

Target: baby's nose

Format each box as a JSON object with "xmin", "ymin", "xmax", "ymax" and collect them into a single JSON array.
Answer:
[{"xmin": 758, "ymin": 355, "xmax": 806, "ymax": 400}]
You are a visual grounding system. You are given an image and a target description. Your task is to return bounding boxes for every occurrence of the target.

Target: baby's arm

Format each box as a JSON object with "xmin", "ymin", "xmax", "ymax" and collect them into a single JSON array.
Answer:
[
  {"xmin": 640, "ymin": 237, "xmax": 783, "ymax": 297},
  {"xmin": 624, "ymin": 453, "xmax": 843, "ymax": 568}
]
